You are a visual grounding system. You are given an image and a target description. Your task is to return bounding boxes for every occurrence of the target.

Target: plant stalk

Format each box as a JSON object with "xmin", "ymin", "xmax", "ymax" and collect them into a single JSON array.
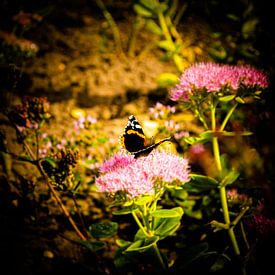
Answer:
[
  {"xmin": 95, "ymin": 0, "xmax": 125, "ymax": 57},
  {"xmin": 12, "ymin": 123, "xmax": 87, "ymax": 241},
  {"xmin": 220, "ymin": 102, "xmax": 238, "ymax": 131},
  {"xmin": 152, "ymin": 243, "xmax": 167, "ymax": 271},
  {"xmin": 158, "ymin": 10, "xmax": 173, "ymax": 43},
  {"xmin": 211, "ymin": 105, "xmax": 240, "ymax": 255},
  {"xmin": 132, "ymin": 210, "xmax": 150, "ymax": 237}
]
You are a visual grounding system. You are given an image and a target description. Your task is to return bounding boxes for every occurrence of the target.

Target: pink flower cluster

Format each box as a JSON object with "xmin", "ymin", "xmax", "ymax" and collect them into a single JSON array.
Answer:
[
  {"xmin": 246, "ymin": 214, "xmax": 275, "ymax": 237},
  {"xmin": 170, "ymin": 62, "xmax": 269, "ymax": 101},
  {"xmin": 149, "ymin": 102, "xmax": 176, "ymax": 119},
  {"xmin": 74, "ymin": 115, "xmax": 97, "ymax": 132},
  {"xmin": 96, "ymin": 151, "xmax": 190, "ymax": 198}
]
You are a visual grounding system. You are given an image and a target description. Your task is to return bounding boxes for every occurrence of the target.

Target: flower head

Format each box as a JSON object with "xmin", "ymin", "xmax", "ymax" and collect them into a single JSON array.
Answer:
[
  {"xmin": 170, "ymin": 62, "xmax": 269, "ymax": 101},
  {"xmin": 74, "ymin": 115, "xmax": 97, "ymax": 132},
  {"xmin": 9, "ymin": 96, "xmax": 50, "ymax": 129},
  {"xmin": 246, "ymin": 214, "xmax": 275, "ymax": 237},
  {"xmin": 96, "ymin": 151, "xmax": 190, "ymax": 198},
  {"xmin": 149, "ymin": 102, "xmax": 176, "ymax": 119},
  {"xmin": 99, "ymin": 151, "xmax": 136, "ymax": 173}
]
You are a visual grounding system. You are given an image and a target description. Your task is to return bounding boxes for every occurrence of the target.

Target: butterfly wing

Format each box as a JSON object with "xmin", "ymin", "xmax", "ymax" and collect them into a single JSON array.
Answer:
[
  {"xmin": 120, "ymin": 115, "xmax": 147, "ymax": 152},
  {"xmin": 120, "ymin": 115, "xmax": 172, "ymax": 158}
]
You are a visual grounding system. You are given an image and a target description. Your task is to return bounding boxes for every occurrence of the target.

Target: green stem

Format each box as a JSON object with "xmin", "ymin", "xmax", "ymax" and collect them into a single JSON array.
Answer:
[
  {"xmin": 152, "ymin": 243, "xmax": 167, "ymax": 271},
  {"xmin": 211, "ymin": 105, "xmax": 222, "ymax": 172},
  {"xmin": 212, "ymin": 137, "xmax": 222, "ymax": 172},
  {"xmin": 219, "ymin": 186, "xmax": 240, "ymax": 254},
  {"xmin": 132, "ymin": 210, "xmax": 150, "ymax": 237},
  {"xmin": 165, "ymin": 15, "xmax": 181, "ymax": 42},
  {"xmin": 158, "ymin": 10, "xmax": 173, "ymax": 43},
  {"xmin": 240, "ymin": 221, "xmax": 250, "ymax": 250},
  {"xmin": 39, "ymin": 164, "xmax": 87, "ymax": 241},
  {"xmin": 11, "ymin": 122, "xmax": 87, "ymax": 241},
  {"xmin": 211, "ymin": 102, "xmax": 217, "ymax": 130},
  {"xmin": 95, "ymin": 0, "xmax": 125, "ymax": 56},
  {"xmin": 232, "ymin": 206, "xmax": 250, "ymax": 227},
  {"xmin": 174, "ymin": 2, "xmax": 188, "ymax": 27},
  {"xmin": 220, "ymin": 102, "xmax": 238, "ymax": 131},
  {"xmin": 211, "ymin": 105, "xmax": 240, "ymax": 256},
  {"xmin": 194, "ymin": 107, "xmax": 209, "ymax": 130},
  {"xmin": 128, "ymin": 16, "xmax": 144, "ymax": 57},
  {"xmin": 141, "ymin": 205, "xmax": 151, "ymax": 232}
]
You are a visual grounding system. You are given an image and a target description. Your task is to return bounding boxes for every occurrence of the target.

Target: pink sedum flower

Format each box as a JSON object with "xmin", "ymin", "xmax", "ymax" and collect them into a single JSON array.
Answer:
[
  {"xmin": 246, "ymin": 214, "xmax": 275, "ymax": 237},
  {"xmin": 96, "ymin": 151, "xmax": 190, "ymax": 198},
  {"xmin": 189, "ymin": 144, "xmax": 206, "ymax": 155},
  {"xmin": 170, "ymin": 62, "xmax": 269, "ymax": 101},
  {"xmin": 99, "ymin": 151, "xmax": 136, "ymax": 173}
]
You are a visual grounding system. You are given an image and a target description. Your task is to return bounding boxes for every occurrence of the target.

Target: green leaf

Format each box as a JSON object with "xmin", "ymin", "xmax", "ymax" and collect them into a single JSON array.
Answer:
[
  {"xmin": 78, "ymin": 240, "xmax": 105, "ymax": 252},
  {"xmin": 226, "ymin": 13, "xmax": 240, "ymax": 21},
  {"xmin": 184, "ymin": 136, "xmax": 199, "ymax": 145},
  {"xmin": 41, "ymin": 157, "xmax": 57, "ymax": 168},
  {"xmin": 173, "ymin": 54, "xmax": 185, "ymax": 71},
  {"xmin": 221, "ymin": 131, "xmax": 253, "ymax": 136},
  {"xmin": 124, "ymin": 236, "xmax": 159, "ymax": 253},
  {"xmin": 157, "ymin": 40, "xmax": 176, "ymax": 52},
  {"xmin": 139, "ymin": 0, "xmax": 157, "ymax": 10},
  {"xmin": 154, "ymin": 218, "xmax": 181, "ymax": 238},
  {"xmin": 113, "ymin": 207, "xmax": 135, "ymax": 215},
  {"xmin": 218, "ymin": 95, "xmax": 235, "ymax": 102},
  {"xmin": 199, "ymin": 131, "xmax": 214, "ymax": 141},
  {"xmin": 176, "ymin": 199, "xmax": 196, "ymax": 209},
  {"xmin": 184, "ymin": 209, "xmax": 203, "ymax": 220},
  {"xmin": 242, "ymin": 18, "xmax": 258, "ymax": 39},
  {"xmin": 134, "ymin": 195, "xmax": 154, "ymax": 205},
  {"xmin": 220, "ymin": 170, "xmax": 240, "ymax": 187},
  {"xmin": 210, "ymin": 254, "xmax": 231, "ymax": 272},
  {"xmin": 235, "ymin": 96, "xmax": 245, "ymax": 104},
  {"xmin": 114, "ymin": 243, "xmax": 134, "ymax": 269},
  {"xmin": 156, "ymin": 72, "xmax": 179, "ymax": 88},
  {"xmin": 89, "ymin": 221, "xmax": 118, "ymax": 238},
  {"xmin": 158, "ymin": 3, "xmax": 169, "ymax": 13},
  {"xmin": 133, "ymin": 4, "xmax": 153, "ymax": 17},
  {"xmin": 182, "ymin": 174, "xmax": 218, "ymax": 192},
  {"xmin": 255, "ymin": 90, "xmax": 262, "ymax": 95},
  {"xmin": 184, "ymin": 131, "xmax": 213, "ymax": 145},
  {"xmin": 145, "ymin": 19, "xmax": 162, "ymax": 35},
  {"xmin": 170, "ymin": 189, "xmax": 188, "ymax": 200},
  {"xmin": 208, "ymin": 46, "xmax": 227, "ymax": 60},
  {"xmin": 151, "ymin": 207, "xmax": 183, "ymax": 218},
  {"xmin": 134, "ymin": 228, "xmax": 147, "ymax": 240},
  {"xmin": 116, "ymin": 239, "xmax": 132, "ymax": 247},
  {"xmin": 190, "ymin": 174, "xmax": 218, "ymax": 184}
]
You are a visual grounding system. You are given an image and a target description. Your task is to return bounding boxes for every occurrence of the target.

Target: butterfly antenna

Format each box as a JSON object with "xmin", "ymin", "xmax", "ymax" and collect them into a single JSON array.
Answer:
[{"xmin": 153, "ymin": 136, "xmax": 171, "ymax": 146}]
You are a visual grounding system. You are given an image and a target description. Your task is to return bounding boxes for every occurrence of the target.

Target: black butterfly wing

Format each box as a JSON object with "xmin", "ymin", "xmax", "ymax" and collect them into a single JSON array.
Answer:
[
  {"xmin": 120, "ymin": 115, "xmax": 172, "ymax": 157},
  {"xmin": 120, "ymin": 115, "xmax": 147, "ymax": 152}
]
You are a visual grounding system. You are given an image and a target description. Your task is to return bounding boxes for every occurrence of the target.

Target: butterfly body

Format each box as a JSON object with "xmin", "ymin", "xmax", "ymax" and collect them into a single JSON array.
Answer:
[{"xmin": 120, "ymin": 115, "xmax": 171, "ymax": 158}]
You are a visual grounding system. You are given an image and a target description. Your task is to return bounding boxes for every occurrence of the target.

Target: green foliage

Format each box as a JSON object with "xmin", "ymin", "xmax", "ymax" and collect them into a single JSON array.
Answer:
[
  {"xmin": 151, "ymin": 207, "xmax": 183, "ymax": 218},
  {"xmin": 184, "ymin": 131, "xmax": 214, "ymax": 145},
  {"xmin": 177, "ymin": 243, "xmax": 231, "ymax": 274},
  {"xmin": 184, "ymin": 174, "xmax": 218, "ymax": 192},
  {"xmin": 125, "ymin": 236, "xmax": 159, "ymax": 253},
  {"xmin": 89, "ymin": 221, "xmax": 118, "ymax": 238},
  {"xmin": 208, "ymin": 1, "xmax": 261, "ymax": 63},
  {"xmin": 79, "ymin": 240, "xmax": 106, "ymax": 252}
]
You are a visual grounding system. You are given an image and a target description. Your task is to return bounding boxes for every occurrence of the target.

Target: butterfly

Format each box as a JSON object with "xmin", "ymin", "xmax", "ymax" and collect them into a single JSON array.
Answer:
[{"xmin": 120, "ymin": 115, "xmax": 172, "ymax": 158}]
